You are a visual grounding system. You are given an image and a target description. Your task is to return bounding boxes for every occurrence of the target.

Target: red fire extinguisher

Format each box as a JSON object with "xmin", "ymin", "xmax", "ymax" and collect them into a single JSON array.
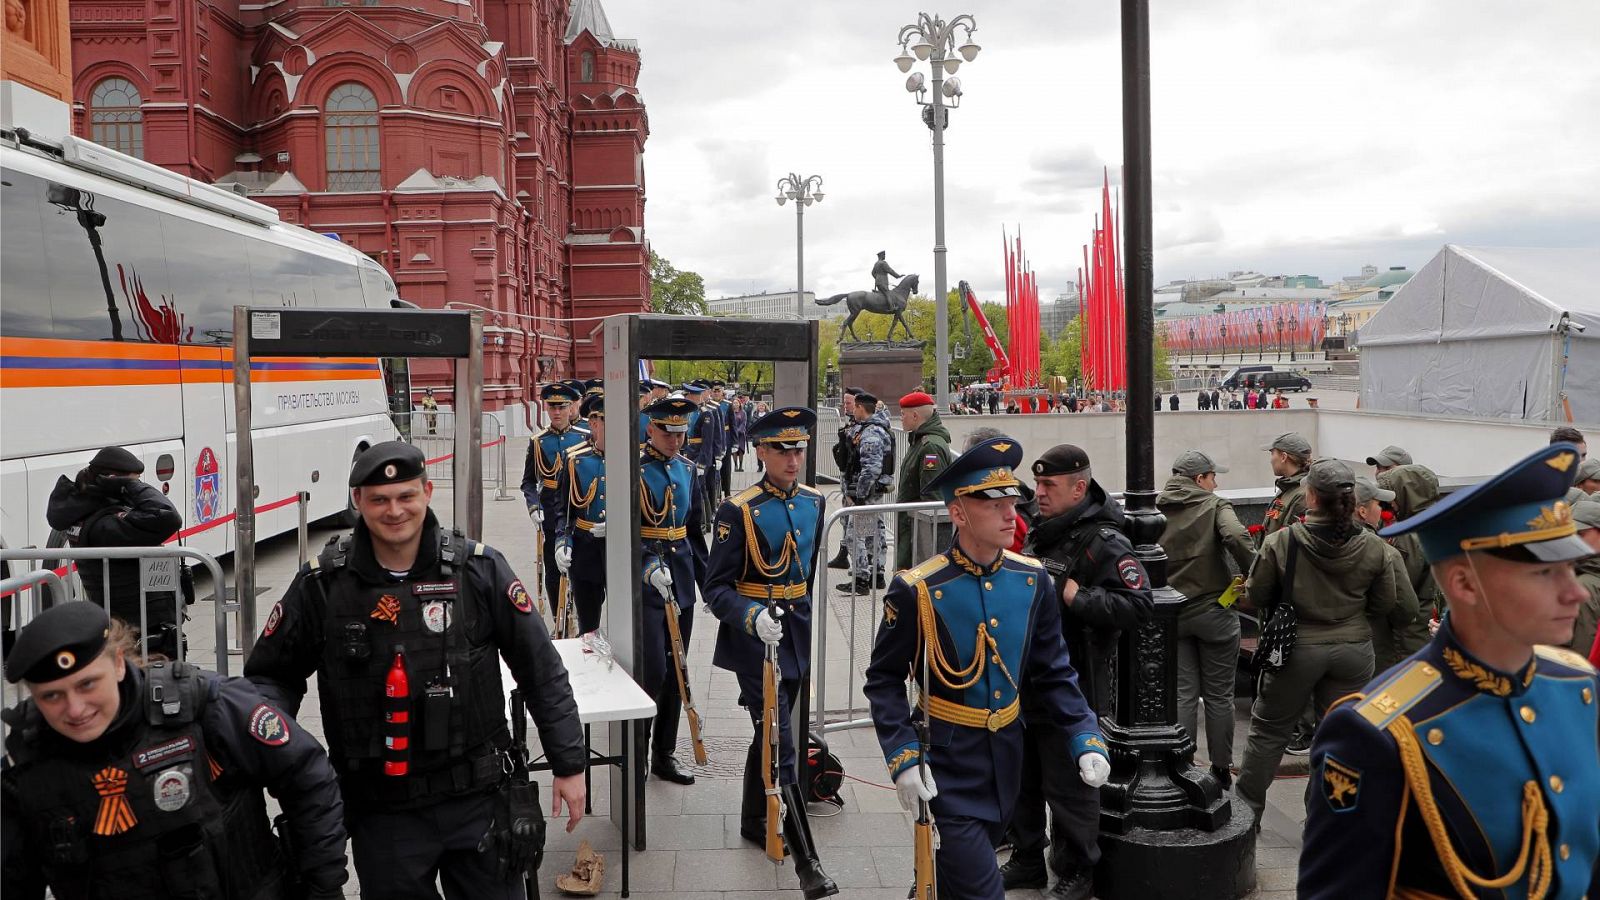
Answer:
[{"xmin": 384, "ymin": 645, "xmax": 410, "ymax": 777}]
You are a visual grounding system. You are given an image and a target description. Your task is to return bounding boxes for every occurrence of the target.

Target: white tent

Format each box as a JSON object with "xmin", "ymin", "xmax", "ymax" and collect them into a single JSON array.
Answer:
[{"xmin": 1359, "ymin": 245, "xmax": 1600, "ymax": 423}]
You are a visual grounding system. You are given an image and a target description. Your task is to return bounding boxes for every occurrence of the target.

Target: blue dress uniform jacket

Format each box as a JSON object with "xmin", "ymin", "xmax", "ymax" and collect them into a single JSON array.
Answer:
[
  {"xmin": 705, "ymin": 479, "xmax": 826, "ymax": 679},
  {"xmin": 1301, "ymin": 617, "xmax": 1600, "ymax": 900},
  {"xmin": 638, "ymin": 444, "xmax": 707, "ymax": 609},
  {"xmin": 519, "ymin": 424, "xmax": 589, "ymax": 514},
  {"xmin": 864, "ymin": 545, "xmax": 1105, "ymax": 825},
  {"xmin": 552, "ymin": 440, "xmax": 607, "ymax": 574}
]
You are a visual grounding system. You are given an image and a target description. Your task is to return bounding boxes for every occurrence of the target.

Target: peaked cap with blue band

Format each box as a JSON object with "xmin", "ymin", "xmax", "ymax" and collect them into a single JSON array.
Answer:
[
  {"xmin": 644, "ymin": 396, "xmax": 696, "ymax": 433},
  {"xmin": 580, "ymin": 392, "xmax": 605, "ymax": 418},
  {"xmin": 748, "ymin": 407, "xmax": 815, "ymax": 449},
  {"xmin": 926, "ymin": 436, "xmax": 1025, "ymax": 502},
  {"xmin": 1379, "ymin": 441, "xmax": 1591, "ymax": 563},
  {"xmin": 540, "ymin": 382, "xmax": 582, "ymax": 404}
]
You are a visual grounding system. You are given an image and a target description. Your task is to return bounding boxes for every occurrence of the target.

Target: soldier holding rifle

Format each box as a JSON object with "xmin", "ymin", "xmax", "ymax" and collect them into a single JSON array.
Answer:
[
  {"xmin": 865, "ymin": 437, "xmax": 1109, "ymax": 900},
  {"xmin": 522, "ymin": 382, "xmax": 590, "ymax": 616},
  {"xmin": 704, "ymin": 407, "xmax": 839, "ymax": 899}
]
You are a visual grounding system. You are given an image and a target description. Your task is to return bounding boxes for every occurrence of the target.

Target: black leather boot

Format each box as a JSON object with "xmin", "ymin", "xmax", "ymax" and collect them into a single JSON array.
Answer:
[
  {"xmin": 826, "ymin": 546, "xmax": 850, "ymax": 569},
  {"xmin": 999, "ymin": 849, "xmax": 1048, "ymax": 890},
  {"xmin": 781, "ymin": 784, "xmax": 839, "ymax": 899},
  {"xmin": 739, "ymin": 737, "xmax": 766, "ymax": 846}
]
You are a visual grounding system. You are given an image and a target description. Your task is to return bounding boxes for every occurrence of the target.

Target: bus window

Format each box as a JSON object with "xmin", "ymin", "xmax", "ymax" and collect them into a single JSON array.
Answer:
[
  {"xmin": 248, "ymin": 238, "xmax": 317, "ymax": 311},
  {"xmin": 0, "ymin": 170, "xmax": 52, "ymax": 337},
  {"xmin": 36, "ymin": 175, "xmax": 176, "ymax": 343},
  {"xmin": 160, "ymin": 213, "xmax": 253, "ymax": 345},
  {"xmin": 305, "ymin": 251, "xmax": 365, "ymax": 308},
  {"xmin": 358, "ymin": 258, "xmax": 398, "ymax": 307}
]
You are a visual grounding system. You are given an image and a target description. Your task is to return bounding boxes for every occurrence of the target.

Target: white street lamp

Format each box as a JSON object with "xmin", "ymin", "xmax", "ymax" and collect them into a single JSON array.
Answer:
[{"xmin": 775, "ymin": 173, "xmax": 824, "ymax": 319}]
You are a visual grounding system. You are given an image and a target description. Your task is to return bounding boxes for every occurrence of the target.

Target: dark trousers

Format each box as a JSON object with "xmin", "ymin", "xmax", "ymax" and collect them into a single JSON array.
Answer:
[
  {"xmin": 720, "ymin": 452, "xmax": 733, "ymax": 498},
  {"xmin": 934, "ymin": 814, "xmax": 1007, "ymax": 900},
  {"xmin": 571, "ymin": 576, "xmax": 604, "ymax": 634},
  {"xmin": 540, "ymin": 530, "xmax": 561, "ymax": 614},
  {"xmin": 1008, "ymin": 724, "xmax": 1101, "ymax": 874},
  {"xmin": 348, "ymin": 789, "xmax": 522, "ymax": 899},
  {"xmin": 639, "ymin": 601, "xmax": 695, "ymax": 761},
  {"xmin": 735, "ymin": 672, "xmax": 800, "ymax": 785}
]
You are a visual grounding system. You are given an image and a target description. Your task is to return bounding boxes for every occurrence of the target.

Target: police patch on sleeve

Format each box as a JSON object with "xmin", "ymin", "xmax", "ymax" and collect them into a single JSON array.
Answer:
[
  {"xmin": 508, "ymin": 579, "xmax": 534, "ymax": 615},
  {"xmin": 248, "ymin": 704, "xmax": 291, "ymax": 747},
  {"xmin": 262, "ymin": 601, "xmax": 284, "ymax": 637},
  {"xmin": 1321, "ymin": 755, "xmax": 1361, "ymax": 812},
  {"xmin": 1116, "ymin": 557, "xmax": 1146, "ymax": 590}
]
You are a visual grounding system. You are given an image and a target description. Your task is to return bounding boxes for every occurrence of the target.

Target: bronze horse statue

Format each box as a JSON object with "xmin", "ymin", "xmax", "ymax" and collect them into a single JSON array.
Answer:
[{"xmin": 816, "ymin": 273, "xmax": 920, "ymax": 343}]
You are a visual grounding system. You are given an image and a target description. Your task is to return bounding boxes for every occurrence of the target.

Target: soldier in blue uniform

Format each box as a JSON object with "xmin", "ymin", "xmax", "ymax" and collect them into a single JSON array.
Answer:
[
  {"xmin": 638, "ymin": 396, "xmax": 709, "ymax": 785},
  {"xmin": 711, "ymin": 380, "xmax": 735, "ymax": 502},
  {"xmin": 704, "ymin": 407, "xmax": 839, "ymax": 899},
  {"xmin": 552, "ymin": 392, "xmax": 609, "ymax": 634},
  {"xmin": 521, "ymin": 381, "xmax": 590, "ymax": 613},
  {"xmin": 864, "ymin": 437, "xmax": 1111, "ymax": 900},
  {"xmin": 1301, "ymin": 441, "xmax": 1600, "ymax": 899}
]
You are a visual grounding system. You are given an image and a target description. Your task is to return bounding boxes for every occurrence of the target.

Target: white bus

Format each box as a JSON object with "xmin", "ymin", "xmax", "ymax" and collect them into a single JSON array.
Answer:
[{"xmin": 1, "ymin": 127, "xmax": 407, "ymax": 559}]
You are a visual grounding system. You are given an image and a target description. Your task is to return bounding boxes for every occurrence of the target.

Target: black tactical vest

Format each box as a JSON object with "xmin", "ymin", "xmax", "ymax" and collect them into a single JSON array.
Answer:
[
  {"xmin": 3, "ymin": 662, "xmax": 285, "ymax": 900},
  {"xmin": 308, "ymin": 529, "xmax": 510, "ymax": 794}
]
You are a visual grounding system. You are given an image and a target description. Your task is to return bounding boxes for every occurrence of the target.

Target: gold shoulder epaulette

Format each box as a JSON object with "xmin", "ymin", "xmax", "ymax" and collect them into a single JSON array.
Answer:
[
  {"xmin": 567, "ymin": 444, "xmax": 593, "ymax": 459},
  {"xmin": 796, "ymin": 483, "xmax": 823, "ymax": 496},
  {"xmin": 899, "ymin": 556, "xmax": 947, "ymax": 585},
  {"xmin": 1354, "ymin": 661, "xmax": 1442, "ymax": 729},
  {"xmin": 1002, "ymin": 549, "xmax": 1042, "ymax": 567},
  {"xmin": 1533, "ymin": 644, "xmax": 1597, "ymax": 675},
  {"xmin": 731, "ymin": 484, "xmax": 764, "ymax": 507}
]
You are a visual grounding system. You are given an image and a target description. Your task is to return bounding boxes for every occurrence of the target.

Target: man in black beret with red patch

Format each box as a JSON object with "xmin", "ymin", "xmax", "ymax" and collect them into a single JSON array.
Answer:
[
  {"xmin": 245, "ymin": 441, "xmax": 587, "ymax": 898},
  {"xmin": 1001, "ymin": 443, "xmax": 1154, "ymax": 898}
]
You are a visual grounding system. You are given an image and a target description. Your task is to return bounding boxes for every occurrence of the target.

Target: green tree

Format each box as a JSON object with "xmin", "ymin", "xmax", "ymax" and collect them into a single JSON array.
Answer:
[{"xmin": 649, "ymin": 250, "xmax": 708, "ymax": 316}]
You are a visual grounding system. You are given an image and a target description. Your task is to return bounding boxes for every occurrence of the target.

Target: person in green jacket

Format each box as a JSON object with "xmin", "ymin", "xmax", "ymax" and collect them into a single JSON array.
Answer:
[
  {"xmin": 1377, "ymin": 463, "xmax": 1445, "ymax": 626},
  {"xmin": 1157, "ymin": 449, "xmax": 1255, "ymax": 788},
  {"xmin": 893, "ymin": 391, "xmax": 952, "ymax": 571},
  {"xmin": 1352, "ymin": 473, "xmax": 1422, "ymax": 672},
  {"xmin": 1569, "ymin": 499, "xmax": 1600, "ymax": 657},
  {"xmin": 1258, "ymin": 433, "xmax": 1312, "ymax": 547},
  {"xmin": 1234, "ymin": 458, "xmax": 1398, "ymax": 823}
]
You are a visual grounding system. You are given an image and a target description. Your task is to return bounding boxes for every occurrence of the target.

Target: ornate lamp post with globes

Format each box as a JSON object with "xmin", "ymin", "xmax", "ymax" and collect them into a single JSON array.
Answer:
[
  {"xmin": 893, "ymin": 11, "xmax": 979, "ymax": 408},
  {"xmin": 774, "ymin": 173, "xmax": 824, "ymax": 319}
]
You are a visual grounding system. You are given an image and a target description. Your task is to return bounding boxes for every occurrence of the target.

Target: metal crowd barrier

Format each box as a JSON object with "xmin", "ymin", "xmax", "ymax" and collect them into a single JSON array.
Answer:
[
  {"xmin": 405, "ymin": 409, "xmax": 512, "ymax": 501},
  {"xmin": 810, "ymin": 498, "xmax": 945, "ymax": 736},
  {"xmin": 0, "ymin": 546, "xmax": 231, "ymax": 675},
  {"xmin": 813, "ymin": 406, "xmax": 908, "ymax": 486}
]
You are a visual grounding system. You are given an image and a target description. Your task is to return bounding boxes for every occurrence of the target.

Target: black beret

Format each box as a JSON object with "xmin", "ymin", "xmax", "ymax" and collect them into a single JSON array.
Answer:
[
  {"xmin": 1032, "ymin": 443, "xmax": 1091, "ymax": 477},
  {"xmin": 349, "ymin": 440, "xmax": 427, "ymax": 487},
  {"xmin": 90, "ymin": 446, "xmax": 144, "ymax": 474},
  {"xmin": 856, "ymin": 391, "xmax": 879, "ymax": 406},
  {"xmin": 843, "ymin": 386, "xmax": 864, "ymax": 397},
  {"xmin": 5, "ymin": 601, "xmax": 111, "ymax": 684}
]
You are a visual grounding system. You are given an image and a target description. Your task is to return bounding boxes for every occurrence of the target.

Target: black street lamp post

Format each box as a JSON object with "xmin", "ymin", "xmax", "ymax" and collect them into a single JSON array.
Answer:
[
  {"xmin": 1255, "ymin": 319, "xmax": 1264, "ymax": 361},
  {"xmin": 1275, "ymin": 316, "xmax": 1284, "ymax": 361},
  {"xmin": 1288, "ymin": 314, "xmax": 1298, "ymax": 361},
  {"xmin": 1220, "ymin": 323, "xmax": 1228, "ymax": 363},
  {"xmin": 1097, "ymin": 1, "xmax": 1254, "ymax": 896}
]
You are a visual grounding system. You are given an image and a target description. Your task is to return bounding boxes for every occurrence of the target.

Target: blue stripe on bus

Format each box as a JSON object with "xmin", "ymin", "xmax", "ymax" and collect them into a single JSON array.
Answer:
[{"xmin": 1, "ymin": 356, "xmax": 374, "ymax": 371}]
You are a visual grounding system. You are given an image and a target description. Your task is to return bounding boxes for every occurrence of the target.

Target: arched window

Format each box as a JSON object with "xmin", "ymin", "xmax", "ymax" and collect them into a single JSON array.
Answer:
[
  {"xmin": 580, "ymin": 51, "xmax": 594, "ymax": 82},
  {"xmin": 325, "ymin": 82, "xmax": 380, "ymax": 191},
  {"xmin": 90, "ymin": 78, "xmax": 143, "ymax": 158}
]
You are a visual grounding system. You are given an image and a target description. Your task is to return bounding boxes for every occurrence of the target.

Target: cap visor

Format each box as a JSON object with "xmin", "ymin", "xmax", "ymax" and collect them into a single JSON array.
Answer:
[
  {"xmin": 973, "ymin": 485, "xmax": 1022, "ymax": 499},
  {"xmin": 1519, "ymin": 533, "xmax": 1597, "ymax": 563},
  {"xmin": 1374, "ymin": 488, "xmax": 1396, "ymax": 503},
  {"xmin": 1213, "ymin": 464, "xmax": 1231, "ymax": 474},
  {"xmin": 771, "ymin": 440, "xmax": 809, "ymax": 449},
  {"xmin": 661, "ymin": 423, "xmax": 688, "ymax": 433},
  {"xmin": 1365, "ymin": 457, "xmax": 1381, "ymax": 466}
]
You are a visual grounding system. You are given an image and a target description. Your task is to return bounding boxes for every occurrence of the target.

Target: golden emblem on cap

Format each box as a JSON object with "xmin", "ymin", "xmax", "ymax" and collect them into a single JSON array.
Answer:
[
  {"xmin": 992, "ymin": 442, "xmax": 1013, "ymax": 452},
  {"xmin": 953, "ymin": 467, "xmax": 1020, "ymax": 497},
  {"xmin": 782, "ymin": 410, "xmax": 801, "ymax": 418},
  {"xmin": 56, "ymin": 650, "xmax": 76, "ymax": 670},
  {"xmin": 1527, "ymin": 501, "xmax": 1572, "ymax": 531},
  {"xmin": 1546, "ymin": 452, "xmax": 1576, "ymax": 473}
]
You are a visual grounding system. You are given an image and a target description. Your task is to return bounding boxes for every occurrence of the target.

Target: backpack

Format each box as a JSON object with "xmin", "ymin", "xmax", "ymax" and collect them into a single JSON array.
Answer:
[{"xmin": 1253, "ymin": 532, "xmax": 1300, "ymax": 673}]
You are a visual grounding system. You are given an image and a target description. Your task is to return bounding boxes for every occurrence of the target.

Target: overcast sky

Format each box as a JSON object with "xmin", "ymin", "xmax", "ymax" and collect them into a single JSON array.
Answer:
[{"xmin": 599, "ymin": 1, "xmax": 1600, "ymax": 305}]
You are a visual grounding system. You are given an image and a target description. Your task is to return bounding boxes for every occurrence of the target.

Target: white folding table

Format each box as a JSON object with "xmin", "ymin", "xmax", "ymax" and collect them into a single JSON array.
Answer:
[{"xmin": 503, "ymin": 637, "xmax": 655, "ymax": 897}]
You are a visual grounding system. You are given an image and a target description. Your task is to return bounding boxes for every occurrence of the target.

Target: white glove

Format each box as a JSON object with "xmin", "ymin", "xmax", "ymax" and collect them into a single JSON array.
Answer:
[
  {"xmin": 647, "ymin": 563, "xmax": 674, "ymax": 601},
  {"xmin": 590, "ymin": 521, "xmax": 607, "ymax": 540},
  {"xmin": 1078, "ymin": 753, "xmax": 1111, "ymax": 788},
  {"xmin": 893, "ymin": 767, "xmax": 938, "ymax": 811},
  {"xmin": 529, "ymin": 507, "xmax": 545, "ymax": 528},
  {"xmin": 754, "ymin": 608, "xmax": 783, "ymax": 646},
  {"xmin": 554, "ymin": 543, "xmax": 572, "ymax": 573}
]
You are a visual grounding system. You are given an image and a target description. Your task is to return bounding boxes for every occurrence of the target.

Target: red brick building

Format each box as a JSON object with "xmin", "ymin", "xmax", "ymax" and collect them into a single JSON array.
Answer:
[{"xmin": 67, "ymin": 0, "xmax": 649, "ymax": 418}]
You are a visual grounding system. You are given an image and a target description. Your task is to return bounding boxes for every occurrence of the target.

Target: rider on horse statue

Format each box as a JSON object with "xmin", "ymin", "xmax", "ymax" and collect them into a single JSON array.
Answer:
[{"xmin": 871, "ymin": 251, "xmax": 901, "ymax": 309}]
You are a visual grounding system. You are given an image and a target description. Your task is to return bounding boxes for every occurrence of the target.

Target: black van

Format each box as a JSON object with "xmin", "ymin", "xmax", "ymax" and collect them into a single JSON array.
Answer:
[
  {"xmin": 1221, "ymin": 365, "xmax": 1272, "ymax": 391},
  {"xmin": 1258, "ymin": 371, "xmax": 1312, "ymax": 392}
]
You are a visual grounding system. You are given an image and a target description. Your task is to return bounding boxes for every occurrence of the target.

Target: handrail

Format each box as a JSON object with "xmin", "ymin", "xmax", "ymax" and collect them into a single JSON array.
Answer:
[
  {"xmin": 1, "ymin": 546, "xmax": 232, "ymax": 675},
  {"xmin": 811, "ymin": 498, "xmax": 945, "ymax": 737}
]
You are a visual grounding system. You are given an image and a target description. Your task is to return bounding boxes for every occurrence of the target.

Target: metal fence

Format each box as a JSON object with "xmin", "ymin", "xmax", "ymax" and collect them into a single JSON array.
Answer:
[
  {"xmin": 1, "ymin": 546, "xmax": 231, "ymax": 674},
  {"xmin": 400, "ymin": 409, "xmax": 513, "ymax": 501},
  {"xmin": 810, "ymin": 498, "xmax": 946, "ymax": 735}
]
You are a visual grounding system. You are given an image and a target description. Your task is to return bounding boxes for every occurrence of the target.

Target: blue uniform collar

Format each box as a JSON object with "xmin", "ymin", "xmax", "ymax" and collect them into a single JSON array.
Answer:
[
  {"xmin": 948, "ymin": 541, "xmax": 1004, "ymax": 577},
  {"xmin": 1432, "ymin": 615, "xmax": 1537, "ymax": 698},
  {"xmin": 760, "ymin": 478, "xmax": 800, "ymax": 500},
  {"xmin": 642, "ymin": 443, "xmax": 674, "ymax": 462}
]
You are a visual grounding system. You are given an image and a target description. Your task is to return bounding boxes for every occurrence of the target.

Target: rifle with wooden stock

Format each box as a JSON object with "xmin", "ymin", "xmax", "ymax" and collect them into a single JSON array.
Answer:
[
  {"xmin": 913, "ymin": 622, "xmax": 936, "ymax": 899},
  {"xmin": 662, "ymin": 544, "xmax": 708, "ymax": 764},
  {"xmin": 762, "ymin": 588, "xmax": 787, "ymax": 863}
]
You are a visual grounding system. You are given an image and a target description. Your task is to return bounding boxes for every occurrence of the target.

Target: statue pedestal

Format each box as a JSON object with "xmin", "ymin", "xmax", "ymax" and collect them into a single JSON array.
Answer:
[{"xmin": 838, "ymin": 342, "xmax": 926, "ymax": 409}]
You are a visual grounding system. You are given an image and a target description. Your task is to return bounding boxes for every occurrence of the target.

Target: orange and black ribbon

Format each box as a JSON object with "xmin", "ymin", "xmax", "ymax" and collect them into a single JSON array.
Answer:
[{"xmin": 92, "ymin": 766, "xmax": 138, "ymax": 836}]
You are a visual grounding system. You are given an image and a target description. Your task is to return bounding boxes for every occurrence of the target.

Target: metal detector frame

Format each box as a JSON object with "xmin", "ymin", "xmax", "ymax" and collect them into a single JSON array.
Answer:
[
  {"xmin": 601, "ymin": 314, "xmax": 819, "ymax": 849},
  {"xmin": 231, "ymin": 306, "xmax": 483, "ymax": 659}
]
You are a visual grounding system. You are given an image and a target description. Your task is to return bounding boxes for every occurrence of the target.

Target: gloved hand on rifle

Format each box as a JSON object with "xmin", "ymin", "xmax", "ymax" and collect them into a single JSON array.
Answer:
[
  {"xmin": 555, "ymin": 540, "xmax": 572, "ymax": 574},
  {"xmin": 646, "ymin": 562, "xmax": 674, "ymax": 603},
  {"xmin": 754, "ymin": 606, "xmax": 783, "ymax": 647},
  {"xmin": 894, "ymin": 767, "xmax": 938, "ymax": 811},
  {"xmin": 529, "ymin": 507, "xmax": 544, "ymax": 528}
]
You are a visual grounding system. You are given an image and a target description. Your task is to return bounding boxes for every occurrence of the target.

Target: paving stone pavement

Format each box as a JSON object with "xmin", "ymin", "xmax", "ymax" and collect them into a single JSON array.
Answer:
[{"xmin": 176, "ymin": 446, "xmax": 1306, "ymax": 898}]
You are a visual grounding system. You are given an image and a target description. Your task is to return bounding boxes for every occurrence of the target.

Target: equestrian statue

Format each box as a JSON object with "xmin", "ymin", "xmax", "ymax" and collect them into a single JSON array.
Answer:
[{"xmin": 816, "ymin": 252, "xmax": 919, "ymax": 343}]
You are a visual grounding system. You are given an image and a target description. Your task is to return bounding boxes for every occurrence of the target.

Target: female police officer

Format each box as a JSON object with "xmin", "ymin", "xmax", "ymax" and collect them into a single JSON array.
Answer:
[{"xmin": 2, "ymin": 602, "xmax": 349, "ymax": 899}]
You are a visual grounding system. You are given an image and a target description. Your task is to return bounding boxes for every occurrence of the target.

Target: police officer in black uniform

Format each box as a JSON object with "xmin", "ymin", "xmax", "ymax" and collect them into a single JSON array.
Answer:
[
  {"xmin": 45, "ymin": 446, "xmax": 185, "ymax": 659},
  {"xmin": 245, "ymin": 441, "xmax": 587, "ymax": 899},
  {"xmin": 2, "ymin": 601, "xmax": 349, "ymax": 899},
  {"xmin": 1001, "ymin": 443, "xmax": 1154, "ymax": 898}
]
